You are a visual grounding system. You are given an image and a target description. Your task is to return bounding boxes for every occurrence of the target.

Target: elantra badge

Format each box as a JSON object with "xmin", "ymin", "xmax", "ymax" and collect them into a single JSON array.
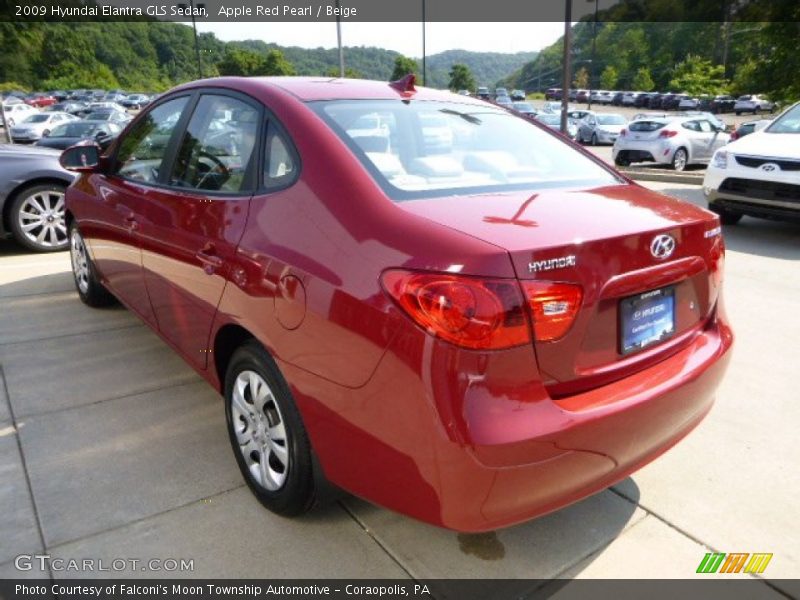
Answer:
[
  {"xmin": 650, "ymin": 234, "xmax": 676, "ymax": 260},
  {"xmin": 760, "ymin": 163, "xmax": 779, "ymax": 172}
]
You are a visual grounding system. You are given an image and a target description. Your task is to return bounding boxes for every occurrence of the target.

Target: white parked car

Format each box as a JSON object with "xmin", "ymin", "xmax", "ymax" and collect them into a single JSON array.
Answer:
[
  {"xmin": 613, "ymin": 115, "xmax": 729, "ymax": 171},
  {"xmin": 704, "ymin": 101, "xmax": 800, "ymax": 224},
  {"xmin": 9, "ymin": 112, "xmax": 78, "ymax": 143},
  {"xmin": 733, "ymin": 94, "xmax": 775, "ymax": 115},
  {"xmin": 678, "ymin": 97, "xmax": 701, "ymax": 110},
  {"xmin": 1, "ymin": 103, "xmax": 38, "ymax": 127}
]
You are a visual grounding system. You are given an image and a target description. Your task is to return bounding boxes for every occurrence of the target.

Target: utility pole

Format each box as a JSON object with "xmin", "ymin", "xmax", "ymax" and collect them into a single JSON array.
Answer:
[
  {"xmin": 560, "ymin": 0, "xmax": 572, "ymax": 135},
  {"xmin": 421, "ymin": 0, "xmax": 427, "ymax": 85},
  {"xmin": 587, "ymin": 0, "xmax": 598, "ymax": 109},
  {"xmin": 336, "ymin": 0, "xmax": 344, "ymax": 77}
]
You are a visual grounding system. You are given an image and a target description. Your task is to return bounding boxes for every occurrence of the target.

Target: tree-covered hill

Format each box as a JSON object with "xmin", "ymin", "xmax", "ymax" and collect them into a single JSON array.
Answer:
[
  {"xmin": 499, "ymin": 3, "xmax": 800, "ymax": 103},
  {"xmin": 0, "ymin": 21, "xmax": 534, "ymax": 92}
]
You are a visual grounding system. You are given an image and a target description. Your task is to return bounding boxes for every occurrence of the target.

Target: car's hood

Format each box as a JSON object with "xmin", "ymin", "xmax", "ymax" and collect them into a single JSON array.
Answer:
[
  {"xmin": 727, "ymin": 131, "xmax": 800, "ymax": 159},
  {"xmin": 0, "ymin": 143, "xmax": 62, "ymax": 157}
]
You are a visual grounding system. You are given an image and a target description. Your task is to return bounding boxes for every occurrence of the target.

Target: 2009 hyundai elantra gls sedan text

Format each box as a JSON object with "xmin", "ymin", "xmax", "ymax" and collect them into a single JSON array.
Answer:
[{"xmin": 61, "ymin": 76, "xmax": 733, "ymax": 532}]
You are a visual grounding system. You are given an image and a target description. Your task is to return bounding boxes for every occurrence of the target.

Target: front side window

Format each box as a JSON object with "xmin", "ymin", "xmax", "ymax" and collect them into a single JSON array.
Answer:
[
  {"xmin": 114, "ymin": 96, "xmax": 189, "ymax": 184},
  {"xmin": 169, "ymin": 95, "xmax": 260, "ymax": 193}
]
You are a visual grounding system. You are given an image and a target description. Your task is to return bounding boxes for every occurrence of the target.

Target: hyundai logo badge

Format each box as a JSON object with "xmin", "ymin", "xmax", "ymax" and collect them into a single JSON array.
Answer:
[{"xmin": 650, "ymin": 234, "xmax": 676, "ymax": 260}]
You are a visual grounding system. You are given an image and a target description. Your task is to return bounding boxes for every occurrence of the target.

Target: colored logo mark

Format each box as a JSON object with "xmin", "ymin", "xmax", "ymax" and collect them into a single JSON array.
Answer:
[{"xmin": 696, "ymin": 552, "xmax": 773, "ymax": 574}]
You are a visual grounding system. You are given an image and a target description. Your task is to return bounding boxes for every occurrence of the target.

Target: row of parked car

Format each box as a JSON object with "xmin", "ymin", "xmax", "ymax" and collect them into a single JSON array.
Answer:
[
  {"xmin": 1, "ymin": 96, "xmax": 139, "ymax": 147},
  {"xmin": 544, "ymin": 88, "xmax": 776, "ymax": 115}
]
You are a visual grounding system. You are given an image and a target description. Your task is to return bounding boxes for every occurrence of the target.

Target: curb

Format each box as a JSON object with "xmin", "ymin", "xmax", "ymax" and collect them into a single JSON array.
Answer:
[{"xmin": 619, "ymin": 169, "xmax": 705, "ymax": 185}]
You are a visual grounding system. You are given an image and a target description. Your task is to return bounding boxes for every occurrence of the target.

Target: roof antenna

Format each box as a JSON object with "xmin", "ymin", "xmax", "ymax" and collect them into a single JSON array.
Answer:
[{"xmin": 389, "ymin": 73, "xmax": 417, "ymax": 97}]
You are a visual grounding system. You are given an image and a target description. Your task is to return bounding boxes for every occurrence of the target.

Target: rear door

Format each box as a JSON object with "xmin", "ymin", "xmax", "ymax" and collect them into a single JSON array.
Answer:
[{"xmin": 138, "ymin": 91, "xmax": 260, "ymax": 370}]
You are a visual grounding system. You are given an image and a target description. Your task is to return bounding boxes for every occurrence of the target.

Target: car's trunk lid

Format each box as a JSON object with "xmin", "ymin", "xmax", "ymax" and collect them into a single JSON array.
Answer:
[{"xmin": 400, "ymin": 183, "xmax": 723, "ymax": 393}]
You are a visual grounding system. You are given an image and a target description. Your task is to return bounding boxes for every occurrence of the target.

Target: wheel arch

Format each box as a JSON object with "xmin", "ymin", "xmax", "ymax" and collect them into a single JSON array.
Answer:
[
  {"xmin": 213, "ymin": 323, "xmax": 257, "ymax": 392},
  {"xmin": 2, "ymin": 177, "xmax": 72, "ymax": 236}
]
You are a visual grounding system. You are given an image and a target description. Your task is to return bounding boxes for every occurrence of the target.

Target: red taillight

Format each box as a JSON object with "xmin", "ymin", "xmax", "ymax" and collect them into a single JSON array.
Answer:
[
  {"xmin": 521, "ymin": 282, "xmax": 583, "ymax": 342},
  {"xmin": 730, "ymin": 130, "xmax": 739, "ymax": 141},
  {"xmin": 619, "ymin": 128, "xmax": 627, "ymax": 137},
  {"xmin": 659, "ymin": 129, "xmax": 678, "ymax": 138},
  {"xmin": 381, "ymin": 270, "xmax": 530, "ymax": 350}
]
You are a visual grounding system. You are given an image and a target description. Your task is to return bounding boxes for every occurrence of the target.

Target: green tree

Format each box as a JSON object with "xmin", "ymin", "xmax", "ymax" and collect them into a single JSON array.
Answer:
[
  {"xmin": 217, "ymin": 48, "xmax": 294, "ymax": 77},
  {"xmin": 668, "ymin": 55, "xmax": 728, "ymax": 96},
  {"xmin": 447, "ymin": 63, "xmax": 476, "ymax": 91},
  {"xmin": 631, "ymin": 67, "xmax": 655, "ymax": 91},
  {"xmin": 326, "ymin": 66, "xmax": 363, "ymax": 78},
  {"xmin": 390, "ymin": 55, "xmax": 418, "ymax": 81},
  {"xmin": 599, "ymin": 65, "xmax": 618, "ymax": 89},
  {"xmin": 261, "ymin": 49, "xmax": 295, "ymax": 76},
  {"xmin": 573, "ymin": 66, "xmax": 589, "ymax": 89}
]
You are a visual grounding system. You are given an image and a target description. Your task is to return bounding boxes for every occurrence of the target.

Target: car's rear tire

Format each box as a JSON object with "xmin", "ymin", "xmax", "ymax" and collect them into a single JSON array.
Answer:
[
  {"xmin": 614, "ymin": 155, "xmax": 631, "ymax": 167},
  {"xmin": 672, "ymin": 147, "xmax": 688, "ymax": 171},
  {"xmin": 708, "ymin": 203, "xmax": 743, "ymax": 225},
  {"xmin": 69, "ymin": 223, "xmax": 116, "ymax": 307},
  {"xmin": 8, "ymin": 183, "xmax": 69, "ymax": 252},
  {"xmin": 224, "ymin": 341, "xmax": 315, "ymax": 517}
]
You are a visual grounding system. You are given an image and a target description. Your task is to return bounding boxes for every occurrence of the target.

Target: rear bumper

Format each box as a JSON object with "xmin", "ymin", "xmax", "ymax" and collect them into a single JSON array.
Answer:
[{"xmin": 288, "ymin": 307, "xmax": 733, "ymax": 532}]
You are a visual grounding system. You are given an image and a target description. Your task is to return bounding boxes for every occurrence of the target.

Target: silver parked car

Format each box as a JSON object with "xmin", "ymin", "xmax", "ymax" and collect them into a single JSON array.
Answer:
[
  {"xmin": 0, "ymin": 144, "xmax": 74, "ymax": 251},
  {"xmin": 612, "ymin": 116, "xmax": 730, "ymax": 171},
  {"xmin": 534, "ymin": 112, "xmax": 579, "ymax": 140},
  {"xmin": 578, "ymin": 113, "xmax": 627, "ymax": 145},
  {"xmin": 9, "ymin": 112, "xmax": 78, "ymax": 143},
  {"xmin": 733, "ymin": 94, "xmax": 775, "ymax": 115}
]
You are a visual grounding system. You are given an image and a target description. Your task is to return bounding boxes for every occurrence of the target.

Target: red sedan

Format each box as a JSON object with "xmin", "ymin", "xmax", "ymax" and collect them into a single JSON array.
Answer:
[
  {"xmin": 61, "ymin": 76, "xmax": 733, "ymax": 532},
  {"xmin": 25, "ymin": 94, "xmax": 57, "ymax": 108}
]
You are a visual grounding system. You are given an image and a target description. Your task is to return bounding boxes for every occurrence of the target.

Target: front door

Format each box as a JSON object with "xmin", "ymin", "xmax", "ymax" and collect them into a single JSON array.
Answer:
[
  {"xmin": 137, "ymin": 92, "xmax": 261, "ymax": 370},
  {"xmin": 87, "ymin": 95, "xmax": 191, "ymax": 324}
]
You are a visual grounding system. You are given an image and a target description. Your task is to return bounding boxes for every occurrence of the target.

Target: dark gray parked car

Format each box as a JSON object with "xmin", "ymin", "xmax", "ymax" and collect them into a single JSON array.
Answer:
[{"xmin": 0, "ymin": 144, "xmax": 74, "ymax": 252}]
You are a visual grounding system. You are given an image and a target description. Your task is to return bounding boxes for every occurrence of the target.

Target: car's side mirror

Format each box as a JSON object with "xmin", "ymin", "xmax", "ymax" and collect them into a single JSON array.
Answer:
[{"xmin": 60, "ymin": 144, "xmax": 101, "ymax": 172}]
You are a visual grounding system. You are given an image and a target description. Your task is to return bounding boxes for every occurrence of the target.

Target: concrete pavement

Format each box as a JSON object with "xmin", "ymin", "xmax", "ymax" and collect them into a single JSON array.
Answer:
[{"xmin": 0, "ymin": 187, "xmax": 797, "ymax": 594}]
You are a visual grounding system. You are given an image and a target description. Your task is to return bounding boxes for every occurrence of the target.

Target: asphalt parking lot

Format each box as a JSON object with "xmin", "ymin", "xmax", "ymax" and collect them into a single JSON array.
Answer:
[{"xmin": 0, "ymin": 181, "xmax": 798, "ymax": 594}]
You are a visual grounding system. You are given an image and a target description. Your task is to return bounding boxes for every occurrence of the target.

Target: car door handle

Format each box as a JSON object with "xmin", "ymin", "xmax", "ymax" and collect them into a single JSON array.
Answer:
[{"xmin": 196, "ymin": 249, "xmax": 224, "ymax": 274}]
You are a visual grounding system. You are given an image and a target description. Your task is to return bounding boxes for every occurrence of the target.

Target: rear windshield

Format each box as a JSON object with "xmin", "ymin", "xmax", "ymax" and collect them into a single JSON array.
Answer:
[
  {"xmin": 312, "ymin": 99, "xmax": 617, "ymax": 200},
  {"xmin": 24, "ymin": 114, "xmax": 49, "ymax": 123},
  {"xmin": 766, "ymin": 104, "xmax": 800, "ymax": 134},
  {"xmin": 629, "ymin": 121, "xmax": 667, "ymax": 132}
]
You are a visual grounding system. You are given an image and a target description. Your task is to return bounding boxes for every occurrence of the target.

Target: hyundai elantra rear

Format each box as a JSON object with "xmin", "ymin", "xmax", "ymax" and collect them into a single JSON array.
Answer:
[{"xmin": 64, "ymin": 77, "xmax": 733, "ymax": 531}]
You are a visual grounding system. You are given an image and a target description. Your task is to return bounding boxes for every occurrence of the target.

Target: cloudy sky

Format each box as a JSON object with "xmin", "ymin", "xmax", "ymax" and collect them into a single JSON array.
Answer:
[{"xmin": 196, "ymin": 22, "xmax": 565, "ymax": 56}]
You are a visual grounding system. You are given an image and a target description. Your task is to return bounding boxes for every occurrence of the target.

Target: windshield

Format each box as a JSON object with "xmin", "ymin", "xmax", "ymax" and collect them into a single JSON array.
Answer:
[
  {"xmin": 51, "ymin": 122, "xmax": 97, "ymax": 137},
  {"xmin": 23, "ymin": 114, "xmax": 49, "ymax": 123},
  {"xmin": 513, "ymin": 102, "xmax": 534, "ymax": 111},
  {"xmin": 312, "ymin": 99, "xmax": 616, "ymax": 200},
  {"xmin": 766, "ymin": 103, "xmax": 800, "ymax": 134},
  {"xmin": 597, "ymin": 114, "xmax": 626, "ymax": 125},
  {"xmin": 85, "ymin": 112, "xmax": 111, "ymax": 121}
]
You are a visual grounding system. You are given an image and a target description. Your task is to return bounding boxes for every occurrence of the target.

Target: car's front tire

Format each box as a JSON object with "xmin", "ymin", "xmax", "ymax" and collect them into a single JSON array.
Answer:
[
  {"xmin": 69, "ymin": 223, "xmax": 115, "ymax": 307},
  {"xmin": 224, "ymin": 342, "xmax": 315, "ymax": 517},
  {"xmin": 591, "ymin": 133, "xmax": 598, "ymax": 146},
  {"xmin": 708, "ymin": 203, "xmax": 743, "ymax": 225},
  {"xmin": 9, "ymin": 183, "xmax": 69, "ymax": 252}
]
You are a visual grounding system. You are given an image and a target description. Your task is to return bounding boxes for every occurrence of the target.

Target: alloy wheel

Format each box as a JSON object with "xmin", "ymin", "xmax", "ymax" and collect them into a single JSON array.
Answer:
[
  {"xmin": 17, "ymin": 189, "xmax": 67, "ymax": 249},
  {"xmin": 673, "ymin": 148, "xmax": 687, "ymax": 171},
  {"xmin": 70, "ymin": 228, "xmax": 90, "ymax": 294},
  {"xmin": 231, "ymin": 370, "xmax": 290, "ymax": 491}
]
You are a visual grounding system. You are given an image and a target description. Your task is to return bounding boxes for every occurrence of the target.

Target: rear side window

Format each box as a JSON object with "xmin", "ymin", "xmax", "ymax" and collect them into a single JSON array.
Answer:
[
  {"xmin": 682, "ymin": 121, "xmax": 701, "ymax": 132},
  {"xmin": 263, "ymin": 125, "xmax": 297, "ymax": 190},
  {"xmin": 169, "ymin": 94, "xmax": 260, "ymax": 193},
  {"xmin": 114, "ymin": 96, "xmax": 188, "ymax": 184},
  {"xmin": 629, "ymin": 121, "xmax": 666, "ymax": 132}
]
